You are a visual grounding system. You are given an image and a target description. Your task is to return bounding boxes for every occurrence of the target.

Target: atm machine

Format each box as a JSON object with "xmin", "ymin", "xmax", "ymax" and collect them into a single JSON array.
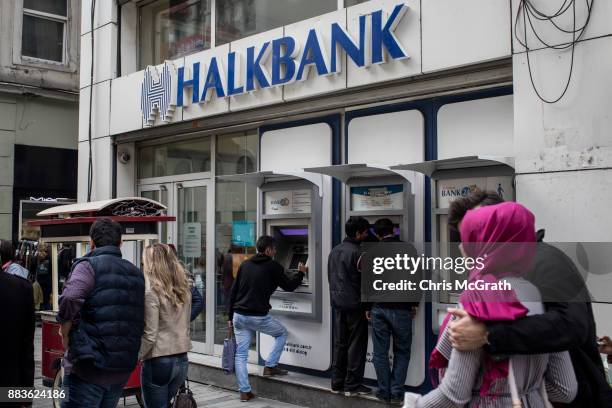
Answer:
[
  {"xmin": 391, "ymin": 155, "xmax": 515, "ymax": 332},
  {"xmin": 305, "ymin": 163, "xmax": 426, "ymax": 388},
  {"xmin": 218, "ymin": 170, "xmax": 330, "ymax": 371},
  {"xmin": 260, "ymin": 178, "xmax": 323, "ymax": 321}
]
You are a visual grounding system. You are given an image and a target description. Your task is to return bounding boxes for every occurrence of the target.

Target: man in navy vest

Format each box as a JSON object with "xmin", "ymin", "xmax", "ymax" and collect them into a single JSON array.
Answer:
[{"xmin": 58, "ymin": 218, "xmax": 145, "ymax": 407}]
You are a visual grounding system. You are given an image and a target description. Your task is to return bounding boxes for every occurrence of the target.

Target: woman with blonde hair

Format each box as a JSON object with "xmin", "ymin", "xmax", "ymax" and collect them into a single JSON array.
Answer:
[{"xmin": 140, "ymin": 243, "xmax": 192, "ymax": 408}]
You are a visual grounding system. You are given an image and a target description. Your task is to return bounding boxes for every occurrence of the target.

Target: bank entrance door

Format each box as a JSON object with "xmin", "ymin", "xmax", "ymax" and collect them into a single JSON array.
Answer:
[{"xmin": 139, "ymin": 179, "xmax": 215, "ymax": 354}]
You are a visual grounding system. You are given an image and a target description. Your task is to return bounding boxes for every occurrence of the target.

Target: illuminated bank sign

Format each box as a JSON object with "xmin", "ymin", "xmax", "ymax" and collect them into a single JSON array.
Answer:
[{"xmin": 141, "ymin": 4, "xmax": 409, "ymax": 127}]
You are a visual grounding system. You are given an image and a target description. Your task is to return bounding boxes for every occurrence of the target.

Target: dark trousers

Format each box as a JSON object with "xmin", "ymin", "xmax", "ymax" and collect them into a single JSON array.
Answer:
[
  {"xmin": 371, "ymin": 306, "xmax": 413, "ymax": 398},
  {"xmin": 61, "ymin": 373, "xmax": 125, "ymax": 408},
  {"xmin": 141, "ymin": 353, "xmax": 189, "ymax": 408},
  {"xmin": 331, "ymin": 308, "xmax": 368, "ymax": 391}
]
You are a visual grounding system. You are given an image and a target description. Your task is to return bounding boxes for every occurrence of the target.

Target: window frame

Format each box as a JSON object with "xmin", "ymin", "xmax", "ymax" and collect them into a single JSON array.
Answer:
[
  {"xmin": 137, "ymin": 0, "xmax": 213, "ymax": 70},
  {"xmin": 12, "ymin": 0, "xmax": 78, "ymax": 71},
  {"xmin": 134, "ymin": 0, "xmax": 362, "ymax": 69}
]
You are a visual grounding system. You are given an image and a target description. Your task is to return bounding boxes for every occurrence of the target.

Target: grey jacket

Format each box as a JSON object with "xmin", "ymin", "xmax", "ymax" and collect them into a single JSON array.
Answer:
[
  {"xmin": 139, "ymin": 280, "xmax": 192, "ymax": 361},
  {"xmin": 328, "ymin": 238, "xmax": 363, "ymax": 311}
]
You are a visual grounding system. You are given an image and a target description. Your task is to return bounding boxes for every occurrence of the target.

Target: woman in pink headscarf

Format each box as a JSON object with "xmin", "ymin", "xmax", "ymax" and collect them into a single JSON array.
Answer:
[{"xmin": 404, "ymin": 202, "xmax": 577, "ymax": 407}]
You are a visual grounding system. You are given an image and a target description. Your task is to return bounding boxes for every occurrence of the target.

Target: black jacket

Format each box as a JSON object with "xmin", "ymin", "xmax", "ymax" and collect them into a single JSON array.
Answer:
[
  {"xmin": 486, "ymin": 242, "xmax": 612, "ymax": 408},
  {"xmin": 0, "ymin": 272, "xmax": 34, "ymax": 399},
  {"xmin": 328, "ymin": 238, "xmax": 364, "ymax": 311},
  {"xmin": 69, "ymin": 246, "xmax": 145, "ymax": 374},
  {"xmin": 374, "ymin": 236, "xmax": 420, "ymax": 310},
  {"xmin": 228, "ymin": 253, "xmax": 303, "ymax": 320}
]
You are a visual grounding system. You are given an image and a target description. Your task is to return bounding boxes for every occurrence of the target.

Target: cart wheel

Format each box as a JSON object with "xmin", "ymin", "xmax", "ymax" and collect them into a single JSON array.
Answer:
[
  {"xmin": 52, "ymin": 366, "xmax": 64, "ymax": 408},
  {"xmin": 135, "ymin": 391, "xmax": 144, "ymax": 407}
]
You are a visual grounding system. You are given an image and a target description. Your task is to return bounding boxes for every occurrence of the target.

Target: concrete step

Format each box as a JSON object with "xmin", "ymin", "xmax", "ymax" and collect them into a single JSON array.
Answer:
[{"xmin": 188, "ymin": 353, "xmax": 388, "ymax": 408}]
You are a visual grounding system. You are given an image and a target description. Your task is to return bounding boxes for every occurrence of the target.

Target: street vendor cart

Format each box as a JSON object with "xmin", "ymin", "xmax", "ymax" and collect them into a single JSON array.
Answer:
[{"xmin": 28, "ymin": 198, "xmax": 175, "ymax": 407}]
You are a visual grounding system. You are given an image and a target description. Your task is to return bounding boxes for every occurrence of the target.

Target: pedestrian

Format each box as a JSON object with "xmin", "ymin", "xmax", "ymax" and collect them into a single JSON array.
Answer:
[
  {"xmin": 0, "ymin": 265, "xmax": 35, "ymax": 408},
  {"xmin": 404, "ymin": 202, "xmax": 577, "ymax": 407},
  {"xmin": 228, "ymin": 235, "xmax": 306, "ymax": 402},
  {"xmin": 36, "ymin": 245, "xmax": 52, "ymax": 310},
  {"xmin": 369, "ymin": 218, "xmax": 419, "ymax": 405},
  {"xmin": 1, "ymin": 239, "xmax": 30, "ymax": 279},
  {"xmin": 58, "ymin": 218, "xmax": 145, "ymax": 408},
  {"xmin": 139, "ymin": 244, "xmax": 192, "ymax": 408},
  {"xmin": 328, "ymin": 216, "xmax": 372, "ymax": 397},
  {"xmin": 445, "ymin": 192, "xmax": 612, "ymax": 407}
]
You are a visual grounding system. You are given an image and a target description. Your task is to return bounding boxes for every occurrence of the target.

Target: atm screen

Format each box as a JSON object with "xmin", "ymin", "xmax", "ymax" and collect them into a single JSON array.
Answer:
[
  {"xmin": 368, "ymin": 226, "xmax": 401, "ymax": 238},
  {"xmin": 289, "ymin": 253, "xmax": 308, "ymax": 269},
  {"xmin": 279, "ymin": 228, "xmax": 308, "ymax": 236},
  {"xmin": 270, "ymin": 224, "xmax": 309, "ymax": 275}
]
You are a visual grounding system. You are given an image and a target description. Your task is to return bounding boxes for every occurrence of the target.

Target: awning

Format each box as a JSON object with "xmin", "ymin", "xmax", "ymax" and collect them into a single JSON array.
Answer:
[
  {"xmin": 390, "ymin": 156, "xmax": 514, "ymax": 179},
  {"xmin": 304, "ymin": 163, "xmax": 417, "ymax": 184},
  {"xmin": 36, "ymin": 197, "xmax": 168, "ymax": 217},
  {"xmin": 216, "ymin": 171, "xmax": 324, "ymax": 197}
]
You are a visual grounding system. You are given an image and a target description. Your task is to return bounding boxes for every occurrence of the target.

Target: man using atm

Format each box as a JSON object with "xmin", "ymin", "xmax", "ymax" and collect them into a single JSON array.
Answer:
[
  {"xmin": 228, "ymin": 235, "xmax": 307, "ymax": 402},
  {"xmin": 368, "ymin": 218, "xmax": 419, "ymax": 404},
  {"xmin": 328, "ymin": 216, "xmax": 372, "ymax": 397}
]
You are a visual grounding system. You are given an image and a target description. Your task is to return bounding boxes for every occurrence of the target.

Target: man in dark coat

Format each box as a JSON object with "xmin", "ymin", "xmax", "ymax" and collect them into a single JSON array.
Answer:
[
  {"xmin": 228, "ymin": 235, "xmax": 305, "ymax": 402},
  {"xmin": 58, "ymin": 218, "xmax": 145, "ymax": 408},
  {"xmin": 0, "ymin": 270, "xmax": 34, "ymax": 407},
  {"xmin": 445, "ymin": 191, "xmax": 612, "ymax": 408},
  {"xmin": 328, "ymin": 216, "xmax": 372, "ymax": 397},
  {"xmin": 368, "ymin": 218, "xmax": 420, "ymax": 404}
]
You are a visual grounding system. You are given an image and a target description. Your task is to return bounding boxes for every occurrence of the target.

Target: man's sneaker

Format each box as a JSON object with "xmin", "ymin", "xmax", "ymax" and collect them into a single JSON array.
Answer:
[
  {"xmin": 390, "ymin": 394, "xmax": 404, "ymax": 406},
  {"xmin": 331, "ymin": 386, "xmax": 344, "ymax": 394},
  {"xmin": 344, "ymin": 385, "xmax": 372, "ymax": 397},
  {"xmin": 375, "ymin": 391, "xmax": 390, "ymax": 402},
  {"xmin": 240, "ymin": 391, "xmax": 256, "ymax": 402},
  {"xmin": 263, "ymin": 366, "xmax": 288, "ymax": 376}
]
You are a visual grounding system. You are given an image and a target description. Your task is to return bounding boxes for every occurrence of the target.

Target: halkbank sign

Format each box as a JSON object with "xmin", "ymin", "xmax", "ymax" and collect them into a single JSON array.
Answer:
[{"xmin": 141, "ymin": 4, "xmax": 409, "ymax": 127}]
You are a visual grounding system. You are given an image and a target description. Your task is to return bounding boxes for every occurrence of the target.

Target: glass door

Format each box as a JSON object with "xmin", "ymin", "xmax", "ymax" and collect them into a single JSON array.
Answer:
[
  {"xmin": 175, "ymin": 179, "xmax": 214, "ymax": 353},
  {"xmin": 139, "ymin": 179, "xmax": 215, "ymax": 354}
]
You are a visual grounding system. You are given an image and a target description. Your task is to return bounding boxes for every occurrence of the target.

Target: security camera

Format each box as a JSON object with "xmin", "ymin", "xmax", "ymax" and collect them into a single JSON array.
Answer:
[{"xmin": 118, "ymin": 151, "xmax": 131, "ymax": 164}]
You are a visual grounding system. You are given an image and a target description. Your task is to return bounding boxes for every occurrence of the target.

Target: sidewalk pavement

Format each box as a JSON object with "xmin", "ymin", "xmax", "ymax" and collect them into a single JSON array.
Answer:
[{"xmin": 33, "ymin": 326, "xmax": 305, "ymax": 408}]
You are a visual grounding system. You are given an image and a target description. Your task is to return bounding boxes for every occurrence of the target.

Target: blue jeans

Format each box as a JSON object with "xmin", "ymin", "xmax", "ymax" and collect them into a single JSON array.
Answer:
[
  {"xmin": 141, "ymin": 354, "xmax": 189, "ymax": 408},
  {"xmin": 233, "ymin": 313, "xmax": 288, "ymax": 393},
  {"xmin": 371, "ymin": 306, "xmax": 413, "ymax": 398},
  {"xmin": 61, "ymin": 373, "xmax": 125, "ymax": 408}
]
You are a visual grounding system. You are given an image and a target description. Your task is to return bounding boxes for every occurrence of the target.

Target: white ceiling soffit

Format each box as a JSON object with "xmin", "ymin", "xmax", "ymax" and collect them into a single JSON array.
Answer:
[
  {"xmin": 304, "ymin": 163, "xmax": 418, "ymax": 185},
  {"xmin": 390, "ymin": 156, "xmax": 515, "ymax": 178},
  {"xmin": 216, "ymin": 171, "xmax": 324, "ymax": 197}
]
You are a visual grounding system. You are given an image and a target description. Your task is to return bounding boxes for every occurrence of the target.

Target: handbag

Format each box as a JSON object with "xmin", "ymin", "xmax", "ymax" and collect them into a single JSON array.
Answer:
[
  {"xmin": 172, "ymin": 380, "xmax": 197, "ymax": 408},
  {"xmin": 222, "ymin": 327, "xmax": 237, "ymax": 374}
]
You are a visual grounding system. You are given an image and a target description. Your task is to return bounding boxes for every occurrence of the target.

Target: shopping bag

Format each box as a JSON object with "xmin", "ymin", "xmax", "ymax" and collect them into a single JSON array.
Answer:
[{"xmin": 222, "ymin": 327, "xmax": 236, "ymax": 374}]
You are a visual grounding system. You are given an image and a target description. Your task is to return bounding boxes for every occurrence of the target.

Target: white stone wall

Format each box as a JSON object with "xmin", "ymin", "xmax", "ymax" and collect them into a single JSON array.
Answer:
[
  {"xmin": 511, "ymin": 0, "xmax": 612, "ymax": 335},
  {"xmin": 78, "ymin": 1, "xmax": 119, "ymax": 202}
]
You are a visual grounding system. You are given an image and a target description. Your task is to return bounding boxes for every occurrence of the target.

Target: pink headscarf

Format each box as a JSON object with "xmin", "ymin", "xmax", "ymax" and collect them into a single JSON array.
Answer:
[{"xmin": 430, "ymin": 202, "xmax": 537, "ymax": 397}]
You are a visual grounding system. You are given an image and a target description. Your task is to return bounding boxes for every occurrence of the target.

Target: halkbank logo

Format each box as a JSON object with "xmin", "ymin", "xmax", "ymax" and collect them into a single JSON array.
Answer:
[
  {"xmin": 140, "ymin": 3, "xmax": 409, "ymax": 126},
  {"xmin": 141, "ymin": 62, "xmax": 177, "ymax": 127}
]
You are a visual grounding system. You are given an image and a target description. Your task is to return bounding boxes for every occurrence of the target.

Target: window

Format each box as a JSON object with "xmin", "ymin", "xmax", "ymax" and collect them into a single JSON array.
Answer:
[
  {"xmin": 216, "ymin": 0, "xmax": 336, "ymax": 45},
  {"xmin": 216, "ymin": 131, "xmax": 258, "ymax": 176},
  {"xmin": 139, "ymin": 0, "xmax": 212, "ymax": 69},
  {"xmin": 138, "ymin": 137, "xmax": 212, "ymax": 178},
  {"xmin": 344, "ymin": 0, "xmax": 370, "ymax": 7},
  {"xmin": 214, "ymin": 130, "xmax": 258, "ymax": 346},
  {"xmin": 21, "ymin": 0, "xmax": 67, "ymax": 63}
]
